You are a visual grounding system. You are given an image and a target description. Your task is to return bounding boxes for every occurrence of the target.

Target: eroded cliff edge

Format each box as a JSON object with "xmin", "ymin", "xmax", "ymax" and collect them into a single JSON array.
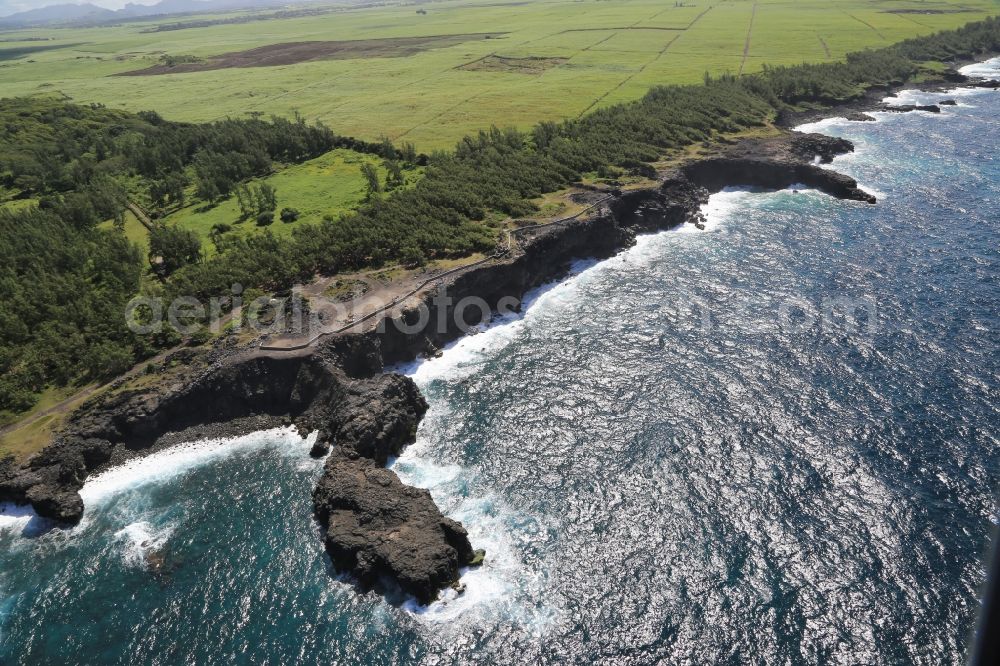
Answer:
[{"xmin": 0, "ymin": 132, "xmax": 872, "ymax": 603}]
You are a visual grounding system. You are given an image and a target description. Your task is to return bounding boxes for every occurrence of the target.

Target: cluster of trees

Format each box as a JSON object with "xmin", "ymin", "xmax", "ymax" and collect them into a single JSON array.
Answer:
[
  {"xmin": 0, "ymin": 207, "xmax": 144, "ymax": 412},
  {"xmin": 2, "ymin": 16, "xmax": 999, "ymax": 415},
  {"xmin": 234, "ymin": 182, "xmax": 278, "ymax": 225},
  {"xmin": 361, "ymin": 161, "xmax": 410, "ymax": 199},
  {"xmin": 0, "ymin": 100, "xmax": 393, "ymax": 217},
  {"xmin": 149, "ymin": 222, "xmax": 202, "ymax": 276},
  {"xmin": 0, "ymin": 103, "xmax": 375, "ymax": 412}
]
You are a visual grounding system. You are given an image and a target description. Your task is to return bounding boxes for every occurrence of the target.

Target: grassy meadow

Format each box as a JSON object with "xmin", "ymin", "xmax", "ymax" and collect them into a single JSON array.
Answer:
[
  {"xmin": 158, "ymin": 149, "xmax": 406, "ymax": 252},
  {"xmin": 0, "ymin": 0, "xmax": 995, "ymax": 151}
]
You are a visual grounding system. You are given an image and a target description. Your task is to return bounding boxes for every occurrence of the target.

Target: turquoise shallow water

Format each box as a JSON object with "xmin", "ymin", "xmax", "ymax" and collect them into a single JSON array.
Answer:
[{"xmin": 2, "ymin": 63, "xmax": 999, "ymax": 664}]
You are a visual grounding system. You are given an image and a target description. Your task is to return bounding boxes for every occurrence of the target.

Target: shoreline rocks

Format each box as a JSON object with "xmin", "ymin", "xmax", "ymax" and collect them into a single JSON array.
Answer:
[
  {"xmin": 776, "ymin": 52, "xmax": 1000, "ymax": 129},
  {"xmin": 679, "ymin": 133, "xmax": 876, "ymax": 204},
  {"xmin": 845, "ymin": 111, "xmax": 877, "ymax": 122},
  {"xmin": 0, "ymin": 130, "xmax": 866, "ymax": 603},
  {"xmin": 313, "ymin": 448, "xmax": 477, "ymax": 604},
  {"xmin": 883, "ymin": 103, "xmax": 941, "ymax": 113}
]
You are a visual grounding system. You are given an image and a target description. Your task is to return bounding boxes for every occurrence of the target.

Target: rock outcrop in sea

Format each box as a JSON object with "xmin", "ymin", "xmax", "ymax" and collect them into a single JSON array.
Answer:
[{"xmin": 314, "ymin": 448, "xmax": 475, "ymax": 605}]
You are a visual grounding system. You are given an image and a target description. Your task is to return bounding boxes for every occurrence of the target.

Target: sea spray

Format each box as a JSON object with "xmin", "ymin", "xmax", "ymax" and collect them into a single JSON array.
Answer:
[
  {"xmin": 114, "ymin": 520, "xmax": 174, "ymax": 568},
  {"xmin": 0, "ymin": 504, "xmax": 37, "ymax": 533},
  {"xmin": 958, "ymin": 55, "xmax": 1000, "ymax": 78},
  {"xmin": 78, "ymin": 427, "xmax": 317, "ymax": 509}
]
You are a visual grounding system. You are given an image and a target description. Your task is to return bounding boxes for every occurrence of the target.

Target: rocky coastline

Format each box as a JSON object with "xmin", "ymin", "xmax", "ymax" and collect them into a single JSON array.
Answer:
[
  {"xmin": 777, "ymin": 56, "xmax": 999, "ymax": 128},
  {"xmin": 1, "ymin": 131, "xmax": 873, "ymax": 603}
]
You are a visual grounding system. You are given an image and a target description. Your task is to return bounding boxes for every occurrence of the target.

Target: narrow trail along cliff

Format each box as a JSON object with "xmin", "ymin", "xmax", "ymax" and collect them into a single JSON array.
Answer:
[{"xmin": 1, "ymin": 131, "xmax": 875, "ymax": 604}]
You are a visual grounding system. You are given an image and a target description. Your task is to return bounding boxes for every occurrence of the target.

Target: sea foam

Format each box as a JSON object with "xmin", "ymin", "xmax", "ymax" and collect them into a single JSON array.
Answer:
[
  {"xmin": 0, "ymin": 503, "xmax": 38, "ymax": 534},
  {"xmin": 114, "ymin": 520, "xmax": 174, "ymax": 568},
  {"xmin": 959, "ymin": 56, "xmax": 1000, "ymax": 78},
  {"xmin": 394, "ymin": 257, "xmax": 599, "ymax": 385},
  {"xmin": 79, "ymin": 427, "xmax": 315, "ymax": 509},
  {"xmin": 682, "ymin": 187, "xmax": 753, "ymax": 234},
  {"xmin": 794, "ymin": 116, "xmax": 859, "ymax": 134}
]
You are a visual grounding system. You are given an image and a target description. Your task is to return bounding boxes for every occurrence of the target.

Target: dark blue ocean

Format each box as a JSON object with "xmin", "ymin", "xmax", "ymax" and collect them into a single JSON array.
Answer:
[{"xmin": 2, "ymin": 61, "xmax": 999, "ymax": 664}]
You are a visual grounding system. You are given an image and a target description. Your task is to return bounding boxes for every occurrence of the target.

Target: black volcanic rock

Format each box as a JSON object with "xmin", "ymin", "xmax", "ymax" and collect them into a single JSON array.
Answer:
[
  {"xmin": 788, "ymin": 133, "xmax": 856, "ymax": 163},
  {"xmin": 679, "ymin": 134, "xmax": 874, "ymax": 204},
  {"xmin": 611, "ymin": 176, "xmax": 708, "ymax": 232},
  {"xmin": 310, "ymin": 440, "xmax": 331, "ymax": 458},
  {"xmin": 313, "ymin": 448, "xmax": 474, "ymax": 604},
  {"xmin": 331, "ymin": 373, "xmax": 427, "ymax": 464},
  {"xmin": 941, "ymin": 68, "xmax": 969, "ymax": 83},
  {"xmin": 24, "ymin": 483, "xmax": 84, "ymax": 523},
  {"xmin": 845, "ymin": 111, "xmax": 877, "ymax": 122},
  {"xmin": 883, "ymin": 104, "xmax": 941, "ymax": 113}
]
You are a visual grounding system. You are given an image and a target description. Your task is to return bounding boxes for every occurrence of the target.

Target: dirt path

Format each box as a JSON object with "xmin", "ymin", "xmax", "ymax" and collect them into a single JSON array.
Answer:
[
  {"xmin": 0, "ymin": 307, "xmax": 241, "ymax": 444},
  {"xmin": 739, "ymin": 2, "xmax": 758, "ymax": 76},
  {"xmin": 818, "ymin": 35, "xmax": 831, "ymax": 59},
  {"xmin": 260, "ymin": 195, "xmax": 613, "ymax": 351},
  {"xmin": 0, "ymin": 385, "xmax": 100, "ymax": 439}
]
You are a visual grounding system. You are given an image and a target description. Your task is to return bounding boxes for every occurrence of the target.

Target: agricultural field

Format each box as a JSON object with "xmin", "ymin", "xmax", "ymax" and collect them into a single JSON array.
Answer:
[{"xmin": 0, "ymin": 0, "xmax": 995, "ymax": 151}]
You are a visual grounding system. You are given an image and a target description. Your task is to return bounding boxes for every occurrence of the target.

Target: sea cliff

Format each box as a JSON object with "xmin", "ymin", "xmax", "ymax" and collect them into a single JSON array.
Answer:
[{"xmin": 0, "ymin": 132, "xmax": 872, "ymax": 602}]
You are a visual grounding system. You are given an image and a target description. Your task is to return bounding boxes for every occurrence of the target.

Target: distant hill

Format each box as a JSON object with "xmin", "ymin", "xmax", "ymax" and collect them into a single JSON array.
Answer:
[
  {"xmin": 0, "ymin": 3, "xmax": 115, "ymax": 25},
  {"xmin": 0, "ymin": 0, "xmax": 313, "ymax": 27}
]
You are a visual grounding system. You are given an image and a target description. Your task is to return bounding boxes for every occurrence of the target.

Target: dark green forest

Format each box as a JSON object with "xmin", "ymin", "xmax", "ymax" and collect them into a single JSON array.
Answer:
[{"xmin": 1, "ymin": 16, "xmax": 999, "ymax": 415}]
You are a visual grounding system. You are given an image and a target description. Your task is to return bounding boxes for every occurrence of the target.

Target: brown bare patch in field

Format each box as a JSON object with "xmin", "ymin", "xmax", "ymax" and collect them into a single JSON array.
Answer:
[
  {"xmin": 884, "ymin": 8, "xmax": 969, "ymax": 14},
  {"xmin": 458, "ymin": 55, "xmax": 567, "ymax": 74},
  {"xmin": 117, "ymin": 34, "xmax": 505, "ymax": 76}
]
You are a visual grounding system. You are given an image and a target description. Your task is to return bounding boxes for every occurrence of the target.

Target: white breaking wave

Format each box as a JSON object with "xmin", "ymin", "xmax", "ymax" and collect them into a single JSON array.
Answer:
[
  {"xmin": 795, "ymin": 116, "xmax": 872, "ymax": 133},
  {"xmin": 681, "ymin": 187, "xmax": 753, "ymax": 234},
  {"xmin": 390, "ymin": 452, "xmax": 559, "ymax": 633},
  {"xmin": 959, "ymin": 56, "xmax": 1000, "ymax": 79},
  {"xmin": 882, "ymin": 89, "xmax": 952, "ymax": 107},
  {"xmin": 0, "ymin": 503, "xmax": 37, "ymax": 534},
  {"xmin": 114, "ymin": 520, "xmax": 174, "ymax": 568},
  {"xmin": 79, "ymin": 427, "xmax": 315, "ymax": 509},
  {"xmin": 394, "ymin": 258, "xmax": 599, "ymax": 385}
]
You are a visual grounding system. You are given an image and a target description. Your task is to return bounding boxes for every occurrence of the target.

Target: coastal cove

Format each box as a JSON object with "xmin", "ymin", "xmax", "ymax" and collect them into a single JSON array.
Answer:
[{"xmin": 2, "ymin": 58, "xmax": 1000, "ymax": 663}]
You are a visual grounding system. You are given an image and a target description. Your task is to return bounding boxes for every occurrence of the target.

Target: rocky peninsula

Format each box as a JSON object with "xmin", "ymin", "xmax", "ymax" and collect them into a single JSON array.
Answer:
[{"xmin": 0, "ymin": 132, "xmax": 874, "ymax": 603}]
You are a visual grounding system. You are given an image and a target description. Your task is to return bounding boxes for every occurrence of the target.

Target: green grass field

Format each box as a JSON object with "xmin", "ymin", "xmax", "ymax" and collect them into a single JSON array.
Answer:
[
  {"xmin": 0, "ymin": 0, "xmax": 995, "ymax": 151},
  {"xmin": 162, "ymin": 149, "xmax": 405, "ymax": 250},
  {"xmin": 92, "ymin": 148, "xmax": 403, "ymax": 255}
]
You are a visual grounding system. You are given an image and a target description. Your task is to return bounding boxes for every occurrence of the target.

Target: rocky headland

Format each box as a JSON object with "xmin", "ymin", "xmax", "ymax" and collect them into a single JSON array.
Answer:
[
  {"xmin": 777, "ymin": 62, "xmax": 999, "ymax": 128},
  {"xmin": 0, "ymin": 131, "xmax": 871, "ymax": 603}
]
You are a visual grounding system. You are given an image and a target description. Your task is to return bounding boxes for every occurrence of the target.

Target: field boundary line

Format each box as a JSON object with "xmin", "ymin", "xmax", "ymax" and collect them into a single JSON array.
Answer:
[
  {"xmin": 817, "ymin": 34, "xmax": 831, "ymax": 59},
  {"xmin": 842, "ymin": 10, "xmax": 886, "ymax": 41},
  {"xmin": 575, "ymin": 2, "xmax": 717, "ymax": 118},
  {"xmin": 739, "ymin": 2, "xmax": 757, "ymax": 76}
]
